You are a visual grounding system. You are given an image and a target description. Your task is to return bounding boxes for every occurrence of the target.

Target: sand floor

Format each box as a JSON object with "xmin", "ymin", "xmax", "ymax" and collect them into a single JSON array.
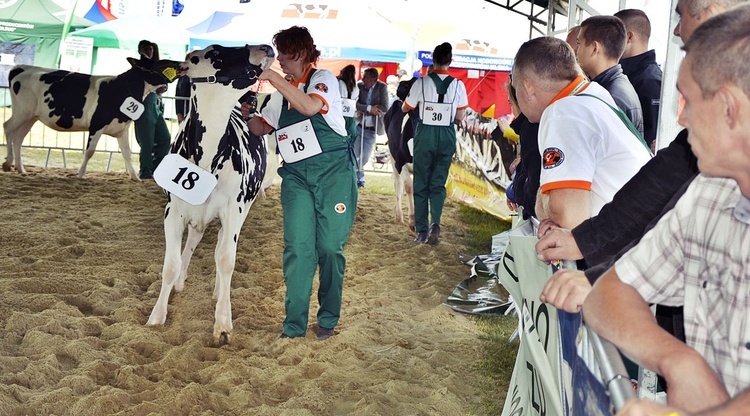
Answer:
[{"xmin": 0, "ymin": 167, "xmax": 497, "ymax": 415}]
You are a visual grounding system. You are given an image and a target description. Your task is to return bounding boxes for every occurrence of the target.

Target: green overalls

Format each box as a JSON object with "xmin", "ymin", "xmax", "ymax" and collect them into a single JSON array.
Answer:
[
  {"xmin": 277, "ymin": 70, "xmax": 358, "ymax": 337},
  {"xmin": 134, "ymin": 92, "xmax": 171, "ymax": 178},
  {"xmin": 413, "ymin": 73, "xmax": 457, "ymax": 234}
]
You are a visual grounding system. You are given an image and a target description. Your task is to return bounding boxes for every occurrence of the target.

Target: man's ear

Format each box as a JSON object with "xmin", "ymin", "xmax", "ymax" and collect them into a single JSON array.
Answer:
[
  {"xmin": 625, "ymin": 31, "xmax": 634, "ymax": 45},
  {"xmin": 719, "ymin": 85, "xmax": 742, "ymax": 130},
  {"xmin": 520, "ymin": 77, "xmax": 535, "ymax": 101},
  {"xmin": 591, "ymin": 40, "xmax": 601, "ymax": 55}
]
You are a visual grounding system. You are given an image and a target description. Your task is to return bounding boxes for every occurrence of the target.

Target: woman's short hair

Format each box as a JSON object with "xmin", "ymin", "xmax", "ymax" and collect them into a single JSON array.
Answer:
[{"xmin": 273, "ymin": 26, "xmax": 321, "ymax": 64}]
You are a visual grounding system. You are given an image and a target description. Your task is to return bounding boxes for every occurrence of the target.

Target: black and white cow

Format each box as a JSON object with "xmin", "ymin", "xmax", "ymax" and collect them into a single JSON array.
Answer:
[
  {"xmin": 145, "ymin": 44, "xmax": 275, "ymax": 345},
  {"xmin": 3, "ymin": 58, "xmax": 180, "ymax": 180},
  {"xmin": 383, "ymin": 78, "xmax": 417, "ymax": 231}
]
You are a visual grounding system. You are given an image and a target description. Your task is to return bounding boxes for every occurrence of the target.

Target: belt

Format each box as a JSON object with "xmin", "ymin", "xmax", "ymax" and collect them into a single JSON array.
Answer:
[{"xmin": 364, "ymin": 126, "xmax": 375, "ymax": 131}]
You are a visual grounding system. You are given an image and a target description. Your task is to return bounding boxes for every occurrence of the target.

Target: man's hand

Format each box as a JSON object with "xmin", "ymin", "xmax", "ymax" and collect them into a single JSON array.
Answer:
[
  {"xmin": 536, "ymin": 224, "xmax": 584, "ymax": 263},
  {"xmin": 539, "ymin": 269, "xmax": 591, "ymax": 312},
  {"xmin": 616, "ymin": 398, "xmax": 687, "ymax": 416},
  {"xmin": 371, "ymin": 105, "xmax": 385, "ymax": 116},
  {"xmin": 507, "ymin": 199, "xmax": 518, "ymax": 212}
]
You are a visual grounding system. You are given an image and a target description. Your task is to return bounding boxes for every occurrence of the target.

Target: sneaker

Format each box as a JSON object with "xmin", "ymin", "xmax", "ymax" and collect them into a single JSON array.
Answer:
[
  {"xmin": 427, "ymin": 223, "xmax": 440, "ymax": 245},
  {"xmin": 316, "ymin": 326, "xmax": 335, "ymax": 340},
  {"xmin": 414, "ymin": 230, "xmax": 429, "ymax": 243},
  {"xmin": 279, "ymin": 333, "xmax": 292, "ymax": 339},
  {"xmin": 357, "ymin": 181, "xmax": 365, "ymax": 188}
]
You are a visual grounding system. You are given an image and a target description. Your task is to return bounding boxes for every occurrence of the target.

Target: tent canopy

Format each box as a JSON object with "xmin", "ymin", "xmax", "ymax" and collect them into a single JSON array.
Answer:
[
  {"xmin": 0, "ymin": 0, "xmax": 93, "ymax": 71},
  {"xmin": 69, "ymin": 16, "xmax": 190, "ymax": 60},
  {"xmin": 189, "ymin": 0, "xmax": 411, "ymax": 62}
]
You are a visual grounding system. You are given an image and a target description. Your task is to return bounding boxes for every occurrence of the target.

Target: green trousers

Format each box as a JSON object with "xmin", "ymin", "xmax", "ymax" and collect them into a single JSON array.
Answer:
[
  {"xmin": 279, "ymin": 149, "xmax": 357, "ymax": 337},
  {"xmin": 134, "ymin": 93, "xmax": 171, "ymax": 178},
  {"xmin": 412, "ymin": 124, "xmax": 456, "ymax": 233}
]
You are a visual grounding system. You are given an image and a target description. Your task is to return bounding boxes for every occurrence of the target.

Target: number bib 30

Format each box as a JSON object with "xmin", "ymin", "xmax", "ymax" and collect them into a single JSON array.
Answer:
[
  {"xmin": 153, "ymin": 154, "xmax": 218, "ymax": 205},
  {"xmin": 276, "ymin": 119, "xmax": 323, "ymax": 163},
  {"xmin": 422, "ymin": 101, "xmax": 452, "ymax": 127}
]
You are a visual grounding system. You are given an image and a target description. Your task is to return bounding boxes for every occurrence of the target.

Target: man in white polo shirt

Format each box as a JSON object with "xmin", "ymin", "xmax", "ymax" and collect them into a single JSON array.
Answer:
[{"xmin": 511, "ymin": 36, "xmax": 651, "ymax": 228}]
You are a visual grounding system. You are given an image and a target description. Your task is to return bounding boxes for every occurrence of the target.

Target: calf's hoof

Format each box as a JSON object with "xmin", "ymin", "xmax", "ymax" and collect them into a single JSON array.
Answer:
[
  {"xmin": 214, "ymin": 330, "xmax": 232, "ymax": 346},
  {"xmin": 2, "ymin": 162, "xmax": 11, "ymax": 172}
]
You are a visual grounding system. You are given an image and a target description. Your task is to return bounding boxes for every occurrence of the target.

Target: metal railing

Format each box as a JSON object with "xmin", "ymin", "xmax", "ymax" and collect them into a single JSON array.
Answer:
[{"xmin": 1, "ymin": 88, "xmax": 184, "ymax": 172}]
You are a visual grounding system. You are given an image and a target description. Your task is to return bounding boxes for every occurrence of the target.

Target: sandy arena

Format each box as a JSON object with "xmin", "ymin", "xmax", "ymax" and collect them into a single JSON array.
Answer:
[{"xmin": 0, "ymin": 167, "xmax": 496, "ymax": 415}]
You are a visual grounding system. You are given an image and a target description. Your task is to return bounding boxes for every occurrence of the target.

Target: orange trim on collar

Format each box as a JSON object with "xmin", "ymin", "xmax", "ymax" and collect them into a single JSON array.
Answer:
[
  {"xmin": 290, "ymin": 64, "xmax": 315, "ymax": 87},
  {"xmin": 548, "ymin": 75, "xmax": 590, "ymax": 105}
]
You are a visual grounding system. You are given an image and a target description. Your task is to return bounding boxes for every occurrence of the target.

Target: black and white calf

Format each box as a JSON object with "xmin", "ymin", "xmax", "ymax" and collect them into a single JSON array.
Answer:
[
  {"xmin": 383, "ymin": 78, "xmax": 417, "ymax": 231},
  {"xmin": 145, "ymin": 44, "xmax": 275, "ymax": 345},
  {"xmin": 3, "ymin": 59, "xmax": 180, "ymax": 180}
]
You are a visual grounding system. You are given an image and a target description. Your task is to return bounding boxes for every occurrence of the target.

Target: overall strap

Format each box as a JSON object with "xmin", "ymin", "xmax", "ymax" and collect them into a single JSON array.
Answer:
[
  {"xmin": 427, "ymin": 72, "xmax": 454, "ymax": 103},
  {"xmin": 282, "ymin": 68, "xmax": 317, "ymax": 109},
  {"xmin": 578, "ymin": 93, "xmax": 650, "ymax": 153}
]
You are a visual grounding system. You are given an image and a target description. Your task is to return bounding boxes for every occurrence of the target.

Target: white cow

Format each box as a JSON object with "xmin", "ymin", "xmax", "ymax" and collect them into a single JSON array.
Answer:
[
  {"xmin": 3, "ymin": 59, "xmax": 180, "ymax": 180},
  {"xmin": 145, "ymin": 44, "xmax": 275, "ymax": 345}
]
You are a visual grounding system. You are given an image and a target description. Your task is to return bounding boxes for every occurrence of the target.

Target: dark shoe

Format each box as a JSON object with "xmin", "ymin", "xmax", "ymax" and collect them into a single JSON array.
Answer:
[
  {"xmin": 427, "ymin": 223, "xmax": 440, "ymax": 245},
  {"xmin": 316, "ymin": 326, "xmax": 335, "ymax": 340},
  {"xmin": 414, "ymin": 231, "xmax": 429, "ymax": 243},
  {"xmin": 357, "ymin": 181, "xmax": 365, "ymax": 188}
]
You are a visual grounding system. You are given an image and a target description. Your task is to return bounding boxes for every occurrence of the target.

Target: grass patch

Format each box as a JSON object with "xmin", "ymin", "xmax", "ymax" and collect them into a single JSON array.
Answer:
[
  {"xmin": 458, "ymin": 203, "xmax": 512, "ymax": 255},
  {"xmin": 454, "ymin": 204, "xmax": 519, "ymax": 415}
]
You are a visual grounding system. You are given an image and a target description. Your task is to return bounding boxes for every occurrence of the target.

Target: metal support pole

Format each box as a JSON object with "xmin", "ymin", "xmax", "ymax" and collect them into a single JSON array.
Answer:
[{"xmin": 589, "ymin": 331, "xmax": 636, "ymax": 411}]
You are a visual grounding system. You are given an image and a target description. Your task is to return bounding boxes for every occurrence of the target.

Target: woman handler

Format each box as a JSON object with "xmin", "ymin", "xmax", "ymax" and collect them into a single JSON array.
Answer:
[
  {"xmin": 401, "ymin": 43, "xmax": 469, "ymax": 245},
  {"xmin": 244, "ymin": 26, "xmax": 357, "ymax": 340}
]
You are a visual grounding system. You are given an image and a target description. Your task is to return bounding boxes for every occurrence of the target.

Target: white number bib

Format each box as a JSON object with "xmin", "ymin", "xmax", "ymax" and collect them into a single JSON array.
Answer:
[
  {"xmin": 276, "ymin": 119, "xmax": 322, "ymax": 163},
  {"xmin": 120, "ymin": 96, "xmax": 145, "ymax": 120},
  {"xmin": 153, "ymin": 154, "xmax": 218, "ymax": 205},
  {"xmin": 341, "ymin": 98, "xmax": 356, "ymax": 118},
  {"xmin": 422, "ymin": 101, "xmax": 452, "ymax": 127}
]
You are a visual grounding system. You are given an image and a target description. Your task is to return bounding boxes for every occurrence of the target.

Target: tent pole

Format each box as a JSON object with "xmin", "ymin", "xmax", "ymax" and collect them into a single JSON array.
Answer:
[{"xmin": 57, "ymin": 0, "xmax": 81, "ymax": 68}]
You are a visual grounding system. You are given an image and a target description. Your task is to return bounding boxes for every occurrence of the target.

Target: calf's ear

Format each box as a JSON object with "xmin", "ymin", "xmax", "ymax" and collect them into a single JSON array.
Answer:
[{"xmin": 126, "ymin": 57, "xmax": 139, "ymax": 67}]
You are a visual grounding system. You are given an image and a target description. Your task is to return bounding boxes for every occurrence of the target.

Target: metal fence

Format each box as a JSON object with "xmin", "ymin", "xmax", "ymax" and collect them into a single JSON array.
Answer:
[{"xmin": 0, "ymin": 87, "xmax": 186, "ymax": 173}]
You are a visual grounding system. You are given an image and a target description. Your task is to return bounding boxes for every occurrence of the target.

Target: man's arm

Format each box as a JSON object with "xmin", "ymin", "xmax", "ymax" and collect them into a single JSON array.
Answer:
[
  {"xmin": 583, "ymin": 268, "xmax": 729, "ymax": 412},
  {"xmin": 617, "ymin": 389, "xmax": 750, "ymax": 416},
  {"xmin": 536, "ymin": 188, "xmax": 591, "ymax": 229},
  {"xmin": 375, "ymin": 81, "xmax": 389, "ymax": 113}
]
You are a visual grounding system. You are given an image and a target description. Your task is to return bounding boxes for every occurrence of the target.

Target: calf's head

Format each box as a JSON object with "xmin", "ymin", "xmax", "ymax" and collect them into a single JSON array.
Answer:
[
  {"xmin": 183, "ymin": 44, "xmax": 275, "ymax": 92},
  {"xmin": 126, "ymin": 57, "xmax": 183, "ymax": 96}
]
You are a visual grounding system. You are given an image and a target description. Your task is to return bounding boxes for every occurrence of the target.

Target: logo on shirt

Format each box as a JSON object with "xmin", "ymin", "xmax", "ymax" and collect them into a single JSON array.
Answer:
[
  {"xmin": 314, "ymin": 83, "xmax": 328, "ymax": 93},
  {"xmin": 542, "ymin": 147, "xmax": 564, "ymax": 169},
  {"xmin": 425, "ymin": 106, "xmax": 434, "ymax": 111},
  {"xmin": 334, "ymin": 203, "xmax": 347, "ymax": 214},
  {"xmin": 277, "ymin": 133, "xmax": 289, "ymax": 142}
]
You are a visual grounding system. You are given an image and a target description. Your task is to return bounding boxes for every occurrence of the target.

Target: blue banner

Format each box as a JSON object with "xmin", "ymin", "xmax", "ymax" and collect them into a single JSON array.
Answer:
[
  {"xmin": 418, "ymin": 50, "xmax": 513, "ymax": 71},
  {"xmin": 559, "ymin": 311, "xmax": 612, "ymax": 416}
]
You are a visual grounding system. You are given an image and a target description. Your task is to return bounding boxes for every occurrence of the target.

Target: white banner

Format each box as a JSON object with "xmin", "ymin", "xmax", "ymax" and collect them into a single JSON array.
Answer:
[{"xmin": 496, "ymin": 220, "xmax": 564, "ymax": 416}]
